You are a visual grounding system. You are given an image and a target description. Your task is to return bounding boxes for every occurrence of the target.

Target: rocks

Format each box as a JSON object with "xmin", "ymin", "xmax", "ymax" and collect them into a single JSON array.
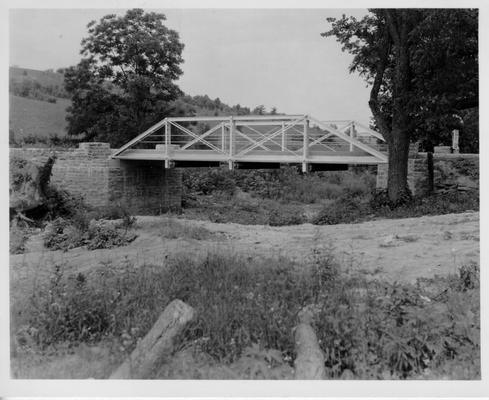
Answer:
[{"xmin": 294, "ymin": 306, "xmax": 326, "ymax": 380}]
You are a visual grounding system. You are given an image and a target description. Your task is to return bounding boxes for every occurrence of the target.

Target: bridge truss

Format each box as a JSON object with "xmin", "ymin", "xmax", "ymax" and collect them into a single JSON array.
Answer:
[{"xmin": 112, "ymin": 115, "xmax": 387, "ymax": 172}]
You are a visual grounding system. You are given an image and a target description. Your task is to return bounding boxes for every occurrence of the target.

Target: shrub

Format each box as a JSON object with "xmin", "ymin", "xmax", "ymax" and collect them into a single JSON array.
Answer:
[
  {"xmin": 42, "ymin": 186, "xmax": 87, "ymax": 221},
  {"xmin": 183, "ymin": 168, "xmax": 236, "ymax": 195},
  {"xmin": 85, "ymin": 220, "xmax": 137, "ymax": 250},
  {"xmin": 312, "ymin": 196, "xmax": 366, "ymax": 225},
  {"xmin": 372, "ymin": 191, "xmax": 479, "ymax": 219},
  {"xmin": 182, "ymin": 167, "xmax": 376, "ymax": 206},
  {"xmin": 268, "ymin": 204, "xmax": 306, "ymax": 226},
  {"xmin": 312, "ymin": 190, "xmax": 479, "ymax": 226},
  {"xmin": 43, "ymin": 218, "xmax": 137, "ymax": 251},
  {"xmin": 314, "ymin": 264, "xmax": 480, "ymax": 379}
]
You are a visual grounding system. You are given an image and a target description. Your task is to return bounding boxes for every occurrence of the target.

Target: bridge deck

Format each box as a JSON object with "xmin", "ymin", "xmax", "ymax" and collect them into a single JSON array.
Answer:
[{"xmin": 116, "ymin": 149, "xmax": 383, "ymax": 165}]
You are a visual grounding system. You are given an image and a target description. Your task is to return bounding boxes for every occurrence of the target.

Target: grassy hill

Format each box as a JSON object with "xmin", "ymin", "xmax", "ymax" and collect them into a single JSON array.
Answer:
[
  {"xmin": 9, "ymin": 94, "xmax": 70, "ymax": 140},
  {"xmin": 10, "ymin": 66, "xmax": 65, "ymax": 87},
  {"xmin": 9, "ymin": 66, "xmax": 276, "ymax": 143}
]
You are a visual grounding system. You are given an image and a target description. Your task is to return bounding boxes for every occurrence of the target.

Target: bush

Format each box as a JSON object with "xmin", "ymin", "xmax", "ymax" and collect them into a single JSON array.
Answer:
[
  {"xmin": 43, "ymin": 186, "xmax": 87, "ymax": 221},
  {"xmin": 183, "ymin": 168, "xmax": 236, "ymax": 195},
  {"xmin": 372, "ymin": 191, "xmax": 479, "ymax": 219},
  {"xmin": 43, "ymin": 218, "xmax": 137, "ymax": 251},
  {"xmin": 268, "ymin": 204, "xmax": 306, "ymax": 226},
  {"xmin": 312, "ymin": 190, "xmax": 479, "ymax": 226},
  {"xmin": 43, "ymin": 218, "xmax": 84, "ymax": 250},
  {"xmin": 312, "ymin": 196, "xmax": 366, "ymax": 225},
  {"xmin": 85, "ymin": 220, "xmax": 137, "ymax": 250},
  {"xmin": 183, "ymin": 167, "xmax": 376, "ymax": 206},
  {"xmin": 314, "ymin": 264, "xmax": 480, "ymax": 379}
]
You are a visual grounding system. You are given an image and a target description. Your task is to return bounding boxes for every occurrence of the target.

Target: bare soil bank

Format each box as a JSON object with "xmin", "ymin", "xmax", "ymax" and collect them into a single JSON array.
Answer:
[{"xmin": 11, "ymin": 212, "xmax": 479, "ymax": 305}]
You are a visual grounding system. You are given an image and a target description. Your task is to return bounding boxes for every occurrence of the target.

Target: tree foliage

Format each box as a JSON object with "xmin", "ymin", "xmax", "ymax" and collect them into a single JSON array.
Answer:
[
  {"xmin": 322, "ymin": 9, "xmax": 478, "ymax": 202},
  {"xmin": 64, "ymin": 9, "xmax": 185, "ymax": 146}
]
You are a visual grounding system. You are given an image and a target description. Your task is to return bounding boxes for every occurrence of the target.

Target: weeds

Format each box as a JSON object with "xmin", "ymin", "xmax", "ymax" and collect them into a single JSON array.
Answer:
[
  {"xmin": 9, "ymin": 223, "xmax": 29, "ymax": 254},
  {"xmin": 43, "ymin": 218, "xmax": 137, "ymax": 251},
  {"xmin": 313, "ymin": 190, "xmax": 479, "ymax": 226},
  {"xmin": 14, "ymin": 244, "xmax": 480, "ymax": 379}
]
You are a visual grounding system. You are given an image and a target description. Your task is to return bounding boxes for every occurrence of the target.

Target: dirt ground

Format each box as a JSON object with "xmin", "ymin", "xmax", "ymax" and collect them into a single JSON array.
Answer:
[{"xmin": 11, "ymin": 211, "xmax": 480, "ymax": 303}]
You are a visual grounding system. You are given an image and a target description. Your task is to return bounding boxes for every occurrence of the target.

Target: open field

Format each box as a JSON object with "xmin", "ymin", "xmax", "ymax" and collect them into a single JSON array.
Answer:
[{"xmin": 9, "ymin": 94, "xmax": 70, "ymax": 139}]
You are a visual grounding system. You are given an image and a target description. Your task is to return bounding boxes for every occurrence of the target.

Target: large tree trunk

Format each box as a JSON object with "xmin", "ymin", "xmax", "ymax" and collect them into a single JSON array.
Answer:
[{"xmin": 386, "ymin": 128, "xmax": 411, "ymax": 203}]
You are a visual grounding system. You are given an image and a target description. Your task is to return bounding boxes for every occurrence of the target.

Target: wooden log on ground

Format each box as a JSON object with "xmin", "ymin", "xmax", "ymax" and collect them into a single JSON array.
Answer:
[
  {"xmin": 294, "ymin": 306, "xmax": 326, "ymax": 379},
  {"xmin": 110, "ymin": 299, "xmax": 195, "ymax": 379}
]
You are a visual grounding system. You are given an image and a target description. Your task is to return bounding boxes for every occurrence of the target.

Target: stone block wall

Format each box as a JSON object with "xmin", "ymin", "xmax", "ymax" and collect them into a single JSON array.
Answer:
[
  {"xmin": 376, "ymin": 152, "xmax": 479, "ymax": 195},
  {"xmin": 10, "ymin": 143, "xmax": 182, "ymax": 214},
  {"xmin": 109, "ymin": 159, "xmax": 183, "ymax": 214}
]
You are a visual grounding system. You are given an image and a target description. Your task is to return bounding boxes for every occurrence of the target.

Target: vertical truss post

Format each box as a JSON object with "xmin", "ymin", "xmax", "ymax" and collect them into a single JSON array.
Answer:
[
  {"xmin": 164, "ymin": 119, "xmax": 170, "ymax": 169},
  {"xmin": 228, "ymin": 116, "xmax": 234, "ymax": 170},
  {"xmin": 302, "ymin": 117, "xmax": 308, "ymax": 173},
  {"xmin": 281, "ymin": 122, "xmax": 285, "ymax": 152},
  {"xmin": 221, "ymin": 123, "xmax": 225, "ymax": 152}
]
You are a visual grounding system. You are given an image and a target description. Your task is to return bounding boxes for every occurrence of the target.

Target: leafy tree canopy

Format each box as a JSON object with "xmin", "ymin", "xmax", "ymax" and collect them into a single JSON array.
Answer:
[
  {"xmin": 323, "ymin": 9, "xmax": 478, "ymax": 149},
  {"xmin": 322, "ymin": 9, "xmax": 478, "ymax": 202},
  {"xmin": 64, "ymin": 9, "xmax": 185, "ymax": 146}
]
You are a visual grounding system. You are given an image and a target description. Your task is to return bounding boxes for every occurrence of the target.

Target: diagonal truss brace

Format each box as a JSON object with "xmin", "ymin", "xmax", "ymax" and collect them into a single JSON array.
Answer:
[
  {"xmin": 308, "ymin": 116, "xmax": 387, "ymax": 162},
  {"xmin": 235, "ymin": 116, "xmax": 306, "ymax": 157},
  {"xmin": 179, "ymin": 122, "xmax": 225, "ymax": 151},
  {"xmin": 170, "ymin": 121, "xmax": 224, "ymax": 154}
]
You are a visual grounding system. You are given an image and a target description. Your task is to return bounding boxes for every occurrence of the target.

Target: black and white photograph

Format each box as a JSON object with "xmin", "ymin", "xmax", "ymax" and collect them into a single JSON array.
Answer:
[{"xmin": 2, "ymin": 0, "xmax": 487, "ymax": 397}]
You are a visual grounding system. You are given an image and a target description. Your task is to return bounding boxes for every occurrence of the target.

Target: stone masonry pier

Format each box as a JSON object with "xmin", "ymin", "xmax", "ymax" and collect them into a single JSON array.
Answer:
[{"xmin": 10, "ymin": 142, "xmax": 182, "ymax": 214}]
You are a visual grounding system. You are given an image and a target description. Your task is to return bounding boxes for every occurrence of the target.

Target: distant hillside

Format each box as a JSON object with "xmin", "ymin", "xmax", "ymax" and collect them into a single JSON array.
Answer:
[
  {"xmin": 9, "ymin": 66, "xmax": 278, "ymax": 143},
  {"xmin": 9, "ymin": 94, "xmax": 70, "ymax": 139},
  {"xmin": 10, "ymin": 66, "xmax": 65, "ymax": 87}
]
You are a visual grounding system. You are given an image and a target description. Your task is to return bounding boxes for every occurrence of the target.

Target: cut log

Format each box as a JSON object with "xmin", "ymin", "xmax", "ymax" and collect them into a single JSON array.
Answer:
[
  {"xmin": 110, "ymin": 299, "xmax": 195, "ymax": 379},
  {"xmin": 294, "ymin": 306, "xmax": 326, "ymax": 379}
]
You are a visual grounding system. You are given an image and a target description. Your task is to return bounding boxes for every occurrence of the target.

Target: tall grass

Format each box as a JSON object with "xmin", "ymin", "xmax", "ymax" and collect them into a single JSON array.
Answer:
[{"xmin": 13, "ymin": 248, "xmax": 480, "ymax": 379}]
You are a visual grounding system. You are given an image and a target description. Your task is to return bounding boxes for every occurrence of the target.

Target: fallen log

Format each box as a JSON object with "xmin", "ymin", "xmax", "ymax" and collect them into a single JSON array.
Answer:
[
  {"xmin": 110, "ymin": 299, "xmax": 195, "ymax": 379},
  {"xmin": 294, "ymin": 306, "xmax": 326, "ymax": 379}
]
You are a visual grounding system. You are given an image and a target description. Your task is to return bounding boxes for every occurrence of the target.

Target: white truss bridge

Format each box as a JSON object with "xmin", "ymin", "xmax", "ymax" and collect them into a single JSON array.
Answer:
[{"xmin": 112, "ymin": 115, "xmax": 387, "ymax": 172}]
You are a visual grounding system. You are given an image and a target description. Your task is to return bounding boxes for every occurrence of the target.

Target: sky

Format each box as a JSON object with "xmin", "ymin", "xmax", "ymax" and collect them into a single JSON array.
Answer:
[{"xmin": 9, "ymin": 8, "xmax": 373, "ymax": 124}]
